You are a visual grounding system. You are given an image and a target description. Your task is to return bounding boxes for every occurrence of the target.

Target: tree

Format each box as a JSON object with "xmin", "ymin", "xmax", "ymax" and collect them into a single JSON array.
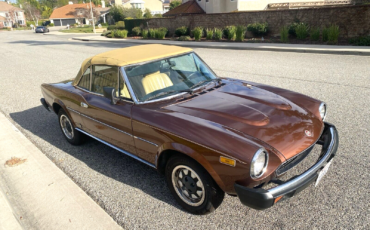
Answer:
[
  {"xmin": 170, "ymin": 0, "xmax": 181, "ymax": 10},
  {"xmin": 143, "ymin": 8, "xmax": 152, "ymax": 19},
  {"xmin": 109, "ymin": 5, "xmax": 124, "ymax": 22},
  {"xmin": 23, "ymin": 2, "xmax": 42, "ymax": 26},
  {"xmin": 41, "ymin": 5, "xmax": 53, "ymax": 19},
  {"xmin": 74, "ymin": 6, "xmax": 100, "ymax": 24},
  {"xmin": 5, "ymin": 8, "xmax": 16, "ymax": 29}
]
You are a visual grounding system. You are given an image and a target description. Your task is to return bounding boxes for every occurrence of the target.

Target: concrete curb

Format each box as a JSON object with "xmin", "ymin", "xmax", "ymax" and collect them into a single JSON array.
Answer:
[
  {"xmin": 72, "ymin": 36, "xmax": 370, "ymax": 56},
  {"xmin": 0, "ymin": 112, "xmax": 123, "ymax": 230}
]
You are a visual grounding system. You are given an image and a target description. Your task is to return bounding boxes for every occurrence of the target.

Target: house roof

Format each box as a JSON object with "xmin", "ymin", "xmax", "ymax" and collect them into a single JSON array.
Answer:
[
  {"xmin": 94, "ymin": 7, "xmax": 111, "ymax": 14},
  {"xmin": 50, "ymin": 3, "xmax": 96, "ymax": 19},
  {"xmin": 0, "ymin": 15, "xmax": 6, "ymax": 21},
  {"xmin": 0, "ymin": 2, "xmax": 23, "ymax": 12},
  {"xmin": 73, "ymin": 44, "xmax": 193, "ymax": 86},
  {"xmin": 163, "ymin": 0, "xmax": 205, "ymax": 17}
]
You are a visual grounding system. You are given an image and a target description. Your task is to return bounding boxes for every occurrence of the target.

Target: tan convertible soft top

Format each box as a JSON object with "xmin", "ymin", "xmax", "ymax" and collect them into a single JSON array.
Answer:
[{"xmin": 73, "ymin": 44, "xmax": 192, "ymax": 86}]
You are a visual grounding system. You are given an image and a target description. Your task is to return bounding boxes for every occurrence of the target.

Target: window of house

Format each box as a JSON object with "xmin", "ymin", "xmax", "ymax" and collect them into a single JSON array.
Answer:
[{"xmin": 78, "ymin": 67, "xmax": 91, "ymax": 90}]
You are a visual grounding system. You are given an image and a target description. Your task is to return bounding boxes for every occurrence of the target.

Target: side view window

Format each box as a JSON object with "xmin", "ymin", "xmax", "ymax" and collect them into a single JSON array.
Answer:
[
  {"xmin": 91, "ymin": 66, "xmax": 118, "ymax": 95},
  {"xmin": 78, "ymin": 67, "xmax": 90, "ymax": 90}
]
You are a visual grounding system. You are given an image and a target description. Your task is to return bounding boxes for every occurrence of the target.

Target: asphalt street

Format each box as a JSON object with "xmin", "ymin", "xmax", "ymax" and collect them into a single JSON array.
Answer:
[{"xmin": 0, "ymin": 30, "xmax": 369, "ymax": 229}]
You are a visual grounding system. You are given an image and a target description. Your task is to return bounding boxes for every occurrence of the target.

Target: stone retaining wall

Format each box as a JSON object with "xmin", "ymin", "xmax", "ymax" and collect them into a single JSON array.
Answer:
[{"xmin": 144, "ymin": 5, "xmax": 370, "ymax": 38}]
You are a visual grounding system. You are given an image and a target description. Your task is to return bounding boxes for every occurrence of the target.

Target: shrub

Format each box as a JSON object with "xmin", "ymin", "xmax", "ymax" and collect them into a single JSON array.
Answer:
[
  {"xmin": 26, "ymin": 21, "xmax": 32, "ymax": 27},
  {"xmin": 178, "ymin": 36, "xmax": 191, "ymax": 41},
  {"xmin": 328, "ymin": 24, "xmax": 340, "ymax": 44},
  {"xmin": 310, "ymin": 27, "xmax": 320, "ymax": 41},
  {"xmin": 107, "ymin": 25, "xmax": 117, "ymax": 30},
  {"xmin": 116, "ymin": 21, "xmax": 125, "ymax": 30},
  {"xmin": 112, "ymin": 30, "xmax": 128, "ymax": 38},
  {"xmin": 132, "ymin": 26, "xmax": 141, "ymax": 36},
  {"xmin": 192, "ymin": 27, "xmax": 203, "ymax": 41},
  {"xmin": 154, "ymin": 14, "xmax": 163, "ymax": 18},
  {"xmin": 143, "ymin": 8, "xmax": 152, "ymax": 19},
  {"xmin": 102, "ymin": 31, "xmax": 112, "ymax": 37},
  {"xmin": 295, "ymin": 23, "xmax": 309, "ymax": 40},
  {"xmin": 142, "ymin": 29, "xmax": 149, "ymax": 39},
  {"xmin": 247, "ymin": 22, "xmax": 268, "ymax": 36},
  {"xmin": 101, "ymin": 23, "xmax": 108, "ymax": 26},
  {"xmin": 206, "ymin": 28, "xmax": 213, "ymax": 40},
  {"xmin": 288, "ymin": 21, "xmax": 301, "ymax": 37},
  {"xmin": 349, "ymin": 36, "xmax": 370, "ymax": 46},
  {"xmin": 322, "ymin": 27, "xmax": 329, "ymax": 42},
  {"xmin": 149, "ymin": 28, "xmax": 155, "ymax": 38},
  {"xmin": 175, "ymin": 26, "xmax": 188, "ymax": 37},
  {"xmin": 214, "ymin": 28, "xmax": 223, "ymax": 40},
  {"xmin": 49, "ymin": 23, "xmax": 54, "ymax": 27},
  {"xmin": 280, "ymin": 26, "xmax": 289, "ymax": 43},
  {"xmin": 224, "ymin": 26, "xmax": 236, "ymax": 40},
  {"xmin": 154, "ymin": 27, "xmax": 167, "ymax": 39},
  {"xmin": 235, "ymin": 25, "xmax": 246, "ymax": 42}
]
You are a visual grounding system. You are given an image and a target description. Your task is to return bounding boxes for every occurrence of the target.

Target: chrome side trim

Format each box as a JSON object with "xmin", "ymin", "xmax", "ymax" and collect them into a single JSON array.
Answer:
[
  {"xmin": 76, "ymin": 128, "xmax": 156, "ymax": 168},
  {"xmin": 268, "ymin": 126, "xmax": 336, "ymax": 197},
  {"xmin": 67, "ymin": 107, "xmax": 158, "ymax": 147},
  {"xmin": 134, "ymin": 136, "xmax": 159, "ymax": 147}
]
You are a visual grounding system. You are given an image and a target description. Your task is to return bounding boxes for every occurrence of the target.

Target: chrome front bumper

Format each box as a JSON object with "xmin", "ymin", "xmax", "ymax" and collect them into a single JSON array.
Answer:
[{"xmin": 234, "ymin": 122, "xmax": 339, "ymax": 210}]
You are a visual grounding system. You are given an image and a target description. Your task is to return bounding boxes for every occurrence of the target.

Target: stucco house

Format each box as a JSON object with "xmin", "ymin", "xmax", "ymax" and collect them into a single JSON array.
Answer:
[
  {"xmin": 181, "ymin": 0, "xmax": 353, "ymax": 13},
  {"xmin": 0, "ymin": 1, "xmax": 26, "ymax": 28},
  {"xmin": 50, "ymin": 1, "xmax": 110, "ymax": 26},
  {"xmin": 115, "ymin": 0, "xmax": 165, "ymax": 15}
]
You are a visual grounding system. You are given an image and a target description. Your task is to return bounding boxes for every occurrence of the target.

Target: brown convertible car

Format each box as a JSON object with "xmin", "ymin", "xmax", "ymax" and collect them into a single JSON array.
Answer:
[{"xmin": 40, "ymin": 44, "xmax": 338, "ymax": 214}]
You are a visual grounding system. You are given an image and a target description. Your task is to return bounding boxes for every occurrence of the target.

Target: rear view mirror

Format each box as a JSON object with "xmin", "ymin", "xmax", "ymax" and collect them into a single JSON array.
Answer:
[{"xmin": 103, "ymin": 87, "xmax": 119, "ymax": 105}]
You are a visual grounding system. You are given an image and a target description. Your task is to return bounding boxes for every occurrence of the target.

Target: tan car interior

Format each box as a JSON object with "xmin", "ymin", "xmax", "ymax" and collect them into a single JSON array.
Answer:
[
  {"xmin": 126, "ymin": 61, "xmax": 182, "ymax": 100},
  {"xmin": 90, "ymin": 66, "xmax": 131, "ymax": 99}
]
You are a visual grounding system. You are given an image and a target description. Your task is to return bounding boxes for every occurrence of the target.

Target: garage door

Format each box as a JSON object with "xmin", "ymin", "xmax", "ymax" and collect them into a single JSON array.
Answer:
[
  {"xmin": 54, "ymin": 20, "xmax": 61, "ymax": 26},
  {"xmin": 61, "ymin": 19, "xmax": 76, "ymax": 26},
  {"xmin": 54, "ymin": 19, "xmax": 76, "ymax": 26}
]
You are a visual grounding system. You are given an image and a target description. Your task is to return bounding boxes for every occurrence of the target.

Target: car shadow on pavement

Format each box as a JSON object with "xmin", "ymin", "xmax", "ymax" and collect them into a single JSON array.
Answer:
[{"xmin": 10, "ymin": 105, "xmax": 184, "ymax": 212}]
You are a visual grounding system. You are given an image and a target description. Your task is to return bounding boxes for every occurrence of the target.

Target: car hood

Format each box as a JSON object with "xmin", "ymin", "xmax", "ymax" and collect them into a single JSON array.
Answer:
[{"xmin": 165, "ymin": 81, "xmax": 323, "ymax": 160}]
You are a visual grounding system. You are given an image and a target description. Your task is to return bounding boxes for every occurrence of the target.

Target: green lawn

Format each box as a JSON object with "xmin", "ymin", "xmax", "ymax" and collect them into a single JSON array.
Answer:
[{"xmin": 60, "ymin": 26, "xmax": 107, "ymax": 33}]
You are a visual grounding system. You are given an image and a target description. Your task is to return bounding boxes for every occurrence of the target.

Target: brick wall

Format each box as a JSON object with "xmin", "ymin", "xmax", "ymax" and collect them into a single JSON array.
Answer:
[{"xmin": 143, "ymin": 5, "xmax": 370, "ymax": 38}]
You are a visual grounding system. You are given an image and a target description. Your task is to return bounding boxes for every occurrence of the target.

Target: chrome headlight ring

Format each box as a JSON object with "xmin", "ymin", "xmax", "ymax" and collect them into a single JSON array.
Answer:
[
  {"xmin": 250, "ymin": 148, "xmax": 269, "ymax": 179},
  {"xmin": 319, "ymin": 102, "xmax": 327, "ymax": 121}
]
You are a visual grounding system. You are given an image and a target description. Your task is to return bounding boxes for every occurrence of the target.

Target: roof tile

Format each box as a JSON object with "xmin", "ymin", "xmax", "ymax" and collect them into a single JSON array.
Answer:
[
  {"xmin": 50, "ymin": 3, "xmax": 96, "ymax": 19},
  {"xmin": 163, "ymin": 0, "xmax": 205, "ymax": 17}
]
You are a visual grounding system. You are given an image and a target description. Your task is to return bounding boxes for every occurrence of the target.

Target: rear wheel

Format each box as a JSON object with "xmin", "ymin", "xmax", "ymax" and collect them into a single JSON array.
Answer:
[
  {"xmin": 165, "ymin": 156, "xmax": 224, "ymax": 214},
  {"xmin": 58, "ymin": 109, "xmax": 83, "ymax": 145}
]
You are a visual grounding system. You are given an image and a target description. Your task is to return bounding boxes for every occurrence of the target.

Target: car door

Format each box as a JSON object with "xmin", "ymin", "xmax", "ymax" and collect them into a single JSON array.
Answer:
[{"xmin": 77, "ymin": 65, "xmax": 136, "ymax": 154}]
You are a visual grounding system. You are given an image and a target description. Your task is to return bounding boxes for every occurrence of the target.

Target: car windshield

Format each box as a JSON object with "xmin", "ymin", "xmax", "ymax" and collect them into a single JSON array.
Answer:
[
  {"xmin": 124, "ymin": 52, "xmax": 218, "ymax": 102},
  {"xmin": 37, "ymin": 26, "xmax": 44, "ymax": 29}
]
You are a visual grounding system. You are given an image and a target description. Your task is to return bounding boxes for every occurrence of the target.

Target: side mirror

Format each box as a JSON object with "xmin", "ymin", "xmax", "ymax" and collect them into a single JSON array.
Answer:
[{"xmin": 103, "ymin": 87, "xmax": 119, "ymax": 105}]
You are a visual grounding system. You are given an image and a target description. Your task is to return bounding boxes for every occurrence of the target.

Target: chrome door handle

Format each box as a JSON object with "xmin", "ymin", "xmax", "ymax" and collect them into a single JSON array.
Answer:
[{"xmin": 80, "ymin": 102, "xmax": 88, "ymax": 108}]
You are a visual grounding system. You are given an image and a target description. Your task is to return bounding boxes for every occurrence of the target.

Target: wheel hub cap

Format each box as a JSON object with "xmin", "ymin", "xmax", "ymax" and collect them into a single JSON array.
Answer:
[{"xmin": 172, "ymin": 165, "xmax": 205, "ymax": 207}]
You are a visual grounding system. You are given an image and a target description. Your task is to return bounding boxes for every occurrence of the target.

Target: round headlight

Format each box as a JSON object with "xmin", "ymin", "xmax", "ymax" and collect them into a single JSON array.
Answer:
[
  {"xmin": 319, "ymin": 102, "xmax": 327, "ymax": 121},
  {"xmin": 250, "ymin": 149, "xmax": 269, "ymax": 179}
]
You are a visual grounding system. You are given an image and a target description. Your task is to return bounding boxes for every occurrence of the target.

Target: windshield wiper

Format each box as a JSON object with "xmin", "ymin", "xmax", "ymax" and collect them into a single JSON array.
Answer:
[
  {"xmin": 144, "ymin": 89, "xmax": 193, "ymax": 102},
  {"xmin": 190, "ymin": 78, "xmax": 220, "ymax": 90}
]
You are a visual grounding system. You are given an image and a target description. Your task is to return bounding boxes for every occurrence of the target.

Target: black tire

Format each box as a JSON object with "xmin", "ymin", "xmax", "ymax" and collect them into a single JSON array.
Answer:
[
  {"xmin": 165, "ymin": 155, "xmax": 225, "ymax": 215},
  {"xmin": 58, "ymin": 109, "xmax": 84, "ymax": 145}
]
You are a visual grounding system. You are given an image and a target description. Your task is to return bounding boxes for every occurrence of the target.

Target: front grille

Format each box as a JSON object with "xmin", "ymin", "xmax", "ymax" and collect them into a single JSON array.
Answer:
[{"xmin": 276, "ymin": 145, "xmax": 315, "ymax": 176}]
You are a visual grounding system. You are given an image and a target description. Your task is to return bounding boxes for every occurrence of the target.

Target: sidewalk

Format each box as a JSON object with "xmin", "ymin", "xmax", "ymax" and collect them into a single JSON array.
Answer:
[
  {"xmin": 0, "ymin": 112, "xmax": 122, "ymax": 230},
  {"xmin": 72, "ymin": 35, "xmax": 370, "ymax": 56}
]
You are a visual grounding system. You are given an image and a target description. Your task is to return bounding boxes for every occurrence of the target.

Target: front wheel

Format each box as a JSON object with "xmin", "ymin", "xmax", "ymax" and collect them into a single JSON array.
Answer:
[
  {"xmin": 165, "ymin": 156, "xmax": 225, "ymax": 214},
  {"xmin": 58, "ymin": 109, "xmax": 83, "ymax": 145}
]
